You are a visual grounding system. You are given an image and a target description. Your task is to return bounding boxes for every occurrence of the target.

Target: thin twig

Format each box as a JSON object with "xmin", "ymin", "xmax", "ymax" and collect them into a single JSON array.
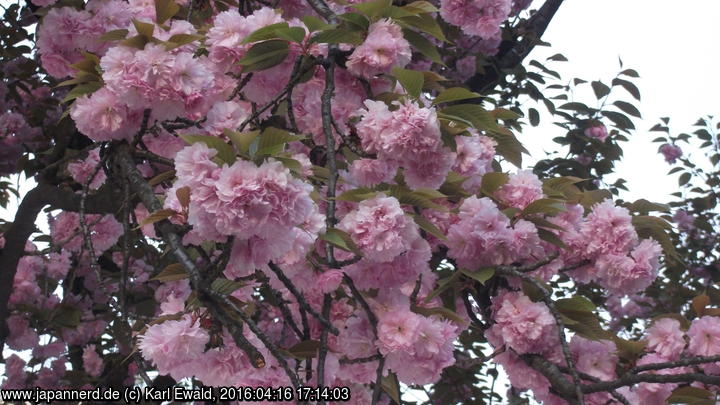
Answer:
[{"xmin": 268, "ymin": 261, "xmax": 339, "ymax": 335}]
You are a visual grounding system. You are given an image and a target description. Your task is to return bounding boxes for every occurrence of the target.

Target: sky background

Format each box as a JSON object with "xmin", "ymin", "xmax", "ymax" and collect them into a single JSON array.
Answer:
[{"xmin": 521, "ymin": 0, "xmax": 720, "ymax": 204}]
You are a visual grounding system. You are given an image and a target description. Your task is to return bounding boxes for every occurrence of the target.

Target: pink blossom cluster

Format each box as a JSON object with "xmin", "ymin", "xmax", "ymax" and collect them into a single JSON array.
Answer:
[
  {"xmin": 168, "ymin": 142, "xmax": 324, "ymax": 278},
  {"xmin": 347, "ymin": 19, "xmax": 412, "ymax": 79},
  {"xmin": 0, "ymin": 112, "xmax": 41, "ymax": 176},
  {"xmin": 584, "ymin": 123, "xmax": 609, "ymax": 142},
  {"xmin": 355, "ymin": 100, "xmax": 455, "ymax": 189},
  {"xmin": 440, "ymin": 0, "xmax": 512, "ymax": 40},
  {"xmin": 446, "ymin": 196, "xmax": 542, "ymax": 268},
  {"xmin": 36, "ymin": 2, "xmax": 133, "ymax": 78},
  {"xmin": 563, "ymin": 200, "xmax": 663, "ymax": 295},
  {"xmin": 67, "ymin": 148, "xmax": 107, "ymax": 190},
  {"xmin": 659, "ymin": 143, "xmax": 683, "ymax": 164},
  {"xmin": 339, "ymin": 194, "xmax": 432, "ymax": 289}
]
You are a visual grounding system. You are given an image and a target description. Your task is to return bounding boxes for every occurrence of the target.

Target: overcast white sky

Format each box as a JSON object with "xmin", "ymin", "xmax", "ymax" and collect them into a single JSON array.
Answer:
[{"xmin": 522, "ymin": 0, "xmax": 720, "ymax": 204}]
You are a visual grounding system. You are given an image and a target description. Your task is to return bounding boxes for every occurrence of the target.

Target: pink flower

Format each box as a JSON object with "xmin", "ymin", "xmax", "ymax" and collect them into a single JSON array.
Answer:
[
  {"xmin": 496, "ymin": 170, "xmax": 544, "ymax": 210},
  {"xmin": 377, "ymin": 309, "xmax": 422, "ymax": 354},
  {"xmin": 659, "ymin": 143, "xmax": 682, "ymax": 164},
  {"xmin": 338, "ymin": 194, "xmax": 419, "ymax": 263},
  {"xmin": 67, "ymin": 148, "xmax": 106, "ymax": 190},
  {"xmin": 317, "ymin": 270, "xmax": 343, "ymax": 294},
  {"xmin": 138, "ymin": 316, "xmax": 209, "ymax": 379},
  {"xmin": 347, "ymin": 19, "xmax": 412, "ymax": 79},
  {"xmin": 348, "ymin": 158, "xmax": 397, "ymax": 187},
  {"xmin": 82, "ymin": 345, "xmax": 104, "ymax": 377},
  {"xmin": 570, "ymin": 336, "xmax": 617, "ymax": 381},
  {"xmin": 440, "ymin": 0, "xmax": 512, "ymax": 39},
  {"xmin": 452, "ymin": 131, "xmax": 496, "ymax": 191},
  {"xmin": 646, "ymin": 318, "xmax": 685, "ymax": 360},
  {"xmin": 596, "ymin": 238, "xmax": 662, "ymax": 295},
  {"xmin": 486, "ymin": 291, "xmax": 557, "ymax": 355},
  {"xmin": 203, "ymin": 100, "xmax": 252, "ymax": 135},
  {"xmin": 6, "ymin": 315, "xmax": 39, "ymax": 351},
  {"xmin": 687, "ymin": 316, "xmax": 720, "ymax": 357},
  {"xmin": 673, "ymin": 209, "xmax": 695, "ymax": 232},
  {"xmin": 70, "ymin": 88, "xmax": 142, "ymax": 142},
  {"xmin": 584, "ymin": 123, "xmax": 609, "ymax": 142}
]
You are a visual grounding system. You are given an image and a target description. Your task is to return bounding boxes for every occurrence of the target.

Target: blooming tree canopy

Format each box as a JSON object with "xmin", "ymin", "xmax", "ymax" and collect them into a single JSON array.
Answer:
[{"xmin": 1, "ymin": 0, "xmax": 719, "ymax": 403}]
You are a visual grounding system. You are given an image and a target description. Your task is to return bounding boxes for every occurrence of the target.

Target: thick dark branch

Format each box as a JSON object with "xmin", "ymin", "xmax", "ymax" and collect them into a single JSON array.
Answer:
[
  {"xmin": 0, "ymin": 182, "xmax": 119, "ymax": 349},
  {"xmin": 522, "ymin": 355, "xmax": 578, "ymax": 401},
  {"xmin": 466, "ymin": 0, "xmax": 564, "ymax": 94},
  {"xmin": 317, "ymin": 293, "xmax": 332, "ymax": 404},
  {"xmin": 630, "ymin": 355, "xmax": 720, "ymax": 373},
  {"xmin": 268, "ymin": 261, "xmax": 339, "ymax": 335},
  {"xmin": 496, "ymin": 266, "xmax": 584, "ymax": 404},
  {"xmin": 583, "ymin": 373, "xmax": 720, "ymax": 394}
]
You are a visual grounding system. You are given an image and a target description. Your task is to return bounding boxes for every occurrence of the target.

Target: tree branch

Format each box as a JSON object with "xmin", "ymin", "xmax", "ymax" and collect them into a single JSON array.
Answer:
[{"xmin": 466, "ymin": 0, "xmax": 565, "ymax": 94}]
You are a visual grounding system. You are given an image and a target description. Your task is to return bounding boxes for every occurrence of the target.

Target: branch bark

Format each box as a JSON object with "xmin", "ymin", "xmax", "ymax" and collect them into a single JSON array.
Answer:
[
  {"xmin": 466, "ymin": 0, "xmax": 565, "ymax": 94},
  {"xmin": 0, "ymin": 182, "xmax": 120, "ymax": 349}
]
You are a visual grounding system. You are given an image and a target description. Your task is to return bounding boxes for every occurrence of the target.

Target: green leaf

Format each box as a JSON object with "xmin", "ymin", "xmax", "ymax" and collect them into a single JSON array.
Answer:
[
  {"xmin": 528, "ymin": 107, "xmax": 540, "ymax": 126},
  {"xmin": 521, "ymin": 278, "xmax": 551, "ymax": 302},
  {"xmin": 320, "ymin": 228, "xmax": 362, "ymax": 255},
  {"xmin": 165, "ymin": 33, "xmax": 202, "ymax": 50},
  {"xmin": 537, "ymin": 228, "xmax": 566, "ymax": 248},
  {"xmin": 461, "ymin": 268, "xmax": 495, "ymax": 285},
  {"xmin": 155, "ymin": 0, "xmax": 179, "ymax": 24},
  {"xmin": 480, "ymin": 172, "xmax": 509, "ymax": 195},
  {"xmin": 121, "ymin": 34, "xmax": 149, "ymax": 49},
  {"xmin": 150, "ymin": 263, "xmax": 188, "ymax": 282},
  {"xmin": 424, "ymin": 271, "xmax": 462, "ymax": 303},
  {"xmin": 667, "ymin": 387, "xmax": 715, "ymax": 405},
  {"xmin": 336, "ymin": 188, "xmax": 379, "ymax": 202},
  {"xmin": 99, "ymin": 29, "xmax": 129, "ymax": 41},
  {"xmin": 612, "ymin": 337, "xmax": 646, "ymax": 361},
  {"xmin": 310, "ymin": 29, "xmax": 364, "ymax": 45},
  {"xmin": 380, "ymin": 372, "xmax": 401, "ymax": 405},
  {"xmin": 556, "ymin": 296, "xmax": 596, "ymax": 313},
  {"xmin": 180, "ymin": 134, "xmax": 237, "ymax": 164},
  {"xmin": 275, "ymin": 26, "xmax": 306, "ymax": 43},
  {"xmin": 242, "ymin": 22, "xmax": 290, "ymax": 44},
  {"xmin": 493, "ymin": 133, "xmax": 526, "ymax": 167},
  {"xmin": 432, "ymin": 87, "xmax": 480, "ymax": 105},
  {"xmin": 136, "ymin": 208, "xmax": 176, "ymax": 228},
  {"xmin": 302, "ymin": 15, "xmax": 333, "ymax": 32},
  {"xmin": 521, "ymin": 198, "xmax": 566, "ymax": 216},
  {"xmin": 410, "ymin": 213, "xmax": 447, "ymax": 240},
  {"xmin": 53, "ymin": 304, "xmax": 82, "ymax": 328},
  {"xmin": 632, "ymin": 215, "xmax": 679, "ymax": 262},
  {"xmin": 132, "ymin": 19, "xmax": 155, "ymax": 38},
  {"xmin": 613, "ymin": 100, "xmax": 641, "ymax": 118},
  {"xmin": 387, "ymin": 186, "xmax": 447, "ymax": 211},
  {"xmin": 402, "ymin": 28, "xmax": 442, "ymax": 64},
  {"xmin": 62, "ymin": 82, "xmax": 102, "ymax": 103},
  {"xmin": 225, "ymin": 129, "xmax": 259, "ymax": 156},
  {"xmin": 211, "ymin": 278, "xmax": 246, "ymax": 295},
  {"xmin": 401, "ymin": 0, "xmax": 438, "ymax": 14},
  {"xmin": 256, "ymin": 127, "xmax": 304, "ymax": 156},
  {"xmin": 679, "ymin": 172, "xmax": 691, "ymax": 186},
  {"xmin": 412, "ymin": 305, "xmax": 466, "ymax": 325},
  {"xmin": 238, "ymin": 40, "xmax": 290, "ymax": 72},
  {"xmin": 591, "ymin": 80, "xmax": 610, "ymax": 99},
  {"xmin": 612, "ymin": 78, "xmax": 641, "ymax": 101},
  {"xmin": 287, "ymin": 340, "xmax": 321, "ymax": 358},
  {"xmin": 397, "ymin": 14, "xmax": 447, "ymax": 42},
  {"xmin": 338, "ymin": 12, "xmax": 370, "ymax": 31},
  {"xmin": 391, "ymin": 67, "xmax": 424, "ymax": 98},
  {"xmin": 352, "ymin": 0, "xmax": 393, "ymax": 19},
  {"xmin": 627, "ymin": 198, "xmax": 669, "ymax": 213}
]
